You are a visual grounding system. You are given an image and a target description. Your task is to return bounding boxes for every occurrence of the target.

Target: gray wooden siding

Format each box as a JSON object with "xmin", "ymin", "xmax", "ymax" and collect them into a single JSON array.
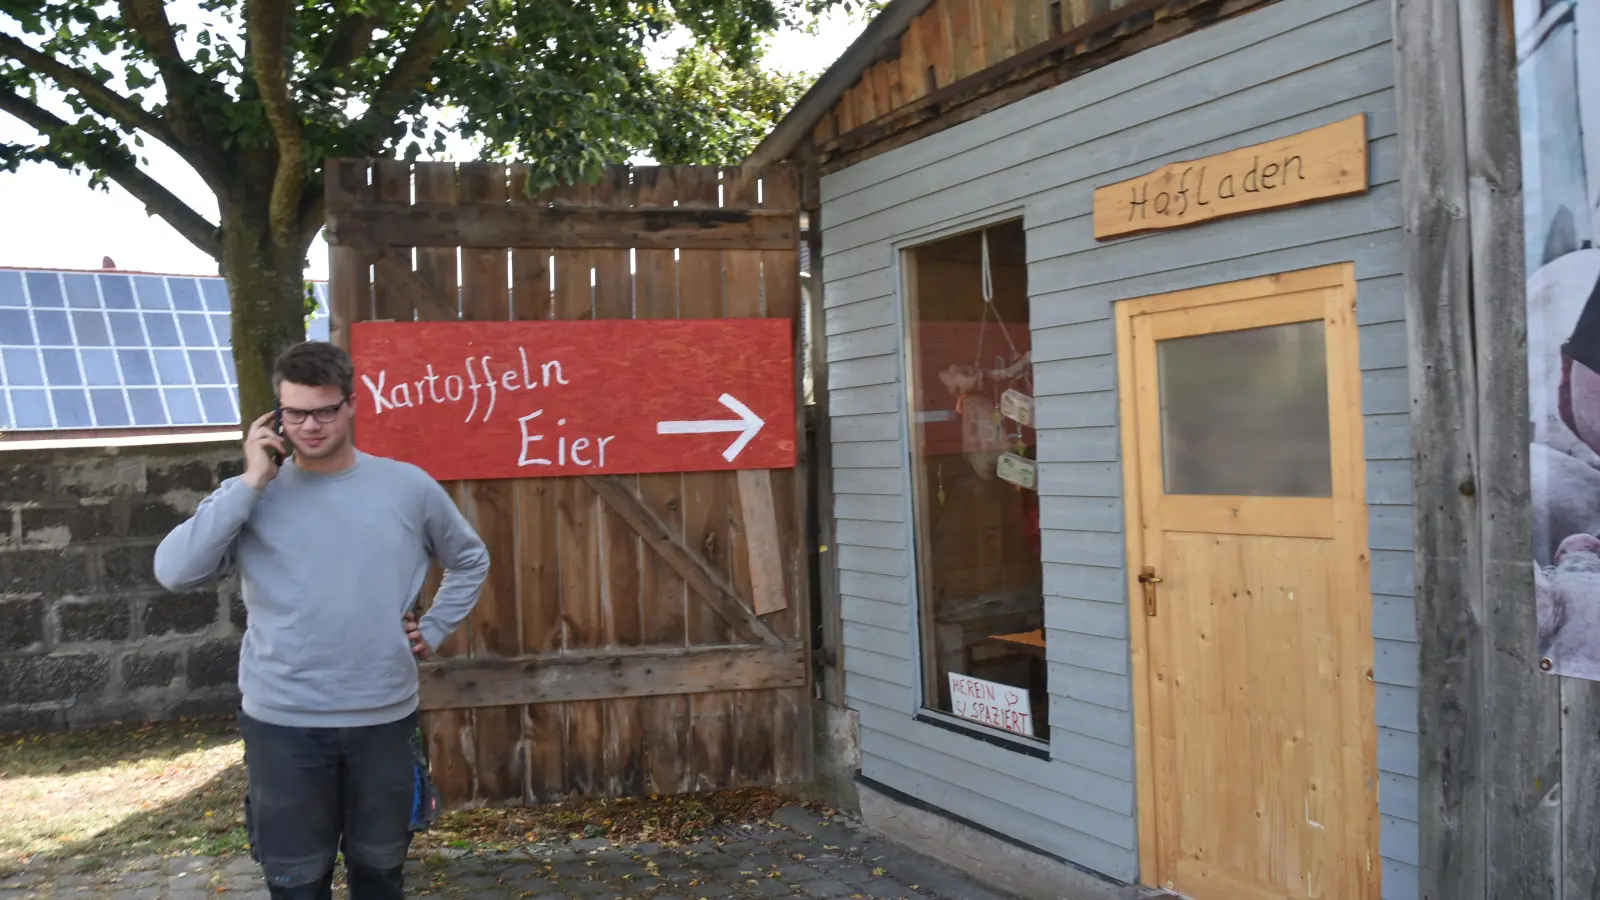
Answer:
[{"xmin": 818, "ymin": 0, "xmax": 1417, "ymax": 894}]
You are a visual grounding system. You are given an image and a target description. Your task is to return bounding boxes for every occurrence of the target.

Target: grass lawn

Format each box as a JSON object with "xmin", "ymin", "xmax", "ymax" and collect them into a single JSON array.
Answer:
[{"xmin": 0, "ymin": 717, "xmax": 800, "ymax": 872}]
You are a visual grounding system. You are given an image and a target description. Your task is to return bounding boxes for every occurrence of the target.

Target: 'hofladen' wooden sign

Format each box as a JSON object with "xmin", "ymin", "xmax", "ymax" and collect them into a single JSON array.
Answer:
[{"xmin": 1092, "ymin": 113, "xmax": 1369, "ymax": 240}]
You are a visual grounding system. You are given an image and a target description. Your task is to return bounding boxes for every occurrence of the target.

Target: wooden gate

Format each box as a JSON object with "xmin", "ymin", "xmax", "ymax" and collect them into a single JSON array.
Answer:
[{"xmin": 322, "ymin": 159, "xmax": 810, "ymax": 808}]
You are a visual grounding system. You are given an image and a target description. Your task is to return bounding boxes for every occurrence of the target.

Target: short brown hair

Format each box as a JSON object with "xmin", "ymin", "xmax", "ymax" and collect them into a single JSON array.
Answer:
[{"xmin": 273, "ymin": 341, "xmax": 354, "ymax": 398}]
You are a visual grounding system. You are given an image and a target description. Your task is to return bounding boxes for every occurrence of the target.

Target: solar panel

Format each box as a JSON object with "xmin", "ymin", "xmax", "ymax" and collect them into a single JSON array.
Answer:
[{"xmin": 0, "ymin": 268, "xmax": 331, "ymax": 432}]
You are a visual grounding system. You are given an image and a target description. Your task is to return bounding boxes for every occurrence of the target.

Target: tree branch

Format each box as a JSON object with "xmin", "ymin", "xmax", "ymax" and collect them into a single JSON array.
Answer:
[
  {"xmin": 351, "ymin": 0, "xmax": 469, "ymax": 154},
  {"xmin": 0, "ymin": 34, "xmax": 177, "ymax": 147},
  {"xmin": 245, "ymin": 0, "xmax": 305, "ymax": 246},
  {"xmin": 116, "ymin": 0, "xmax": 227, "ymax": 187},
  {"xmin": 314, "ymin": 8, "xmax": 383, "ymax": 81},
  {"xmin": 0, "ymin": 86, "xmax": 221, "ymax": 261}
]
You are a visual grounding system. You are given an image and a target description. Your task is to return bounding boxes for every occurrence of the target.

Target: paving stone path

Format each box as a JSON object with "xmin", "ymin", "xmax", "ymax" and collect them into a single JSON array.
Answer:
[{"xmin": 0, "ymin": 808, "xmax": 1015, "ymax": 900}]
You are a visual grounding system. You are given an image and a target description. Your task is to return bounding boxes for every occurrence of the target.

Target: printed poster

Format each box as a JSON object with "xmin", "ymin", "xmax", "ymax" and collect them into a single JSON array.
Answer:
[{"xmin": 1521, "ymin": 0, "xmax": 1600, "ymax": 679}]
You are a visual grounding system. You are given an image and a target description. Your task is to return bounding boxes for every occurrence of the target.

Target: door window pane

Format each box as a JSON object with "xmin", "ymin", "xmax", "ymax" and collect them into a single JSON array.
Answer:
[
  {"xmin": 1157, "ymin": 320, "xmax": 1333, "ymax": 497},
  {"xmin": 906, "ymin": 220, "xmax": 1047, "ymax": 741}
]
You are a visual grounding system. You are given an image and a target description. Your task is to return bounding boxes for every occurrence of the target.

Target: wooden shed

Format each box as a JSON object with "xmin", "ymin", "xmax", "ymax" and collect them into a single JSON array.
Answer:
[{"xmin": 754, "ymin": 0, "xmax": 1600, "ymax": 898}]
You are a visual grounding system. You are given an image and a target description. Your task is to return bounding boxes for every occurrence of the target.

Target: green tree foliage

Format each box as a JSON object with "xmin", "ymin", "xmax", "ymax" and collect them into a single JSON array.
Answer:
[{"xmin": 0, "ymin": 0, "xmax": 832, "ymax": 420}]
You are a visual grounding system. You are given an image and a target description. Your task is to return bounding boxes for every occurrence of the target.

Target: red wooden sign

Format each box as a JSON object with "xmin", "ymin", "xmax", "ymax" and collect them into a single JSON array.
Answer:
[{"xmin": 349, "ymin": 319, "xmax": 796, "ymax": 481}]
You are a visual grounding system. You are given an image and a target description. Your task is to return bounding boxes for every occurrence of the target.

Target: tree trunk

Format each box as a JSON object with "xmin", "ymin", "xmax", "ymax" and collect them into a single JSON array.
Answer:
[{"xmin": 220, "ymin": 207, "xmax": 308, "ymax": 426}]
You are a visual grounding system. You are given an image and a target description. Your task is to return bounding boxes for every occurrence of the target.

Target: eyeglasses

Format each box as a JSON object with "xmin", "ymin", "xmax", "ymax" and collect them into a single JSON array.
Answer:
[{"xmin": 280, "ymin": 397, "xmax": 349, "ymax": 425}]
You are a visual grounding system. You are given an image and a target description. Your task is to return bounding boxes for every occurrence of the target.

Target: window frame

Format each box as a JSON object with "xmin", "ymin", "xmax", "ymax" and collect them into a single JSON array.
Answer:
[{"xmin": 891, "ymin": 210, "xmax": 1050, "ymax": 753}]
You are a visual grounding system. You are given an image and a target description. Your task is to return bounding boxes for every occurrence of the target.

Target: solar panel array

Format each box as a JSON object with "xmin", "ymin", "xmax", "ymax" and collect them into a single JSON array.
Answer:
[{"xmin": 0, "ymin": 269, "xmax": 330, "ymax": 432}]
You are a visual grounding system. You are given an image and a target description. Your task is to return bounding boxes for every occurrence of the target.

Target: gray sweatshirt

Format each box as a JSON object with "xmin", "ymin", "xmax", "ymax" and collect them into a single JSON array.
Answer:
[{"xmin": 153, "ymin": 451, "xmax": 490, "ymax": 728}]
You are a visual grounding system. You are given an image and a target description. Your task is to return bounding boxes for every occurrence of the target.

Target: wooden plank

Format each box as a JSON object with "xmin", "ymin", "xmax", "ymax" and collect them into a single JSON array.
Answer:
[
  {"xmin": 369, "ymin": 160, "xmax": 413, "ymax": 322},
  {"xmin": 419, "ymin": 645, "xmax": 807, "ymax": 710},
  {"xmin": 900, "ymin": 17, "xmax": 928, "ymax": 105},
  {"xmin": 1456, "ymin": 2, "xmax": 1559, "ymax": 896},
  {"xmin": 408, "ymin": 161, "xmax": 475, "ymax": 810},
  {"xmin": 924, "ymin": 4, "xmax": 954, "ymax": 91},
  {"xmin": 1014, "ymin": 0, "xmax": 1051, "ymax": 53},
  {"xmin": 506, "ymin": 163, "xmax": 565, "ymax": 804},
  {"xmin": 722, "ymin": 167, "xmax": 778, "ymax": 792},
  {"xmin": 1395, "ymin": 1, "xmax": 1483, "ymax": 897},
  {"xmin": 589, "ymin": 167, "xmax": 647, "ymax": 799},
  {"xmin": 325, "ymin": 160, "xmax": 370, "ymax": 349},
  {"xmin": 984, "ymin": 0, "xmax": 1018, "ymax": 67},
  {"xmin": 678, "ymin": 168, "xmax": 734, "ymax": 648},
  {"xmin": 681, "ymin": 167, "xmax": 736, "ymax": 794},
  {"xmin": 633, "ymin": 165, "xmax": 695, "ymax": 796},
  {"xmin": 584, "ymin": 474, "xmax": 780, "ymax": 645},
  {"xmin": 947, "ymin": 0, "xmax": 980, "ymax": 80},
  {"xmin": 326, "ymin": 202, "xmax": 798, "ymax": 251},
  {"xmin": 549, "ymin": 177, "xmax": 604, "ymax": 798},
  {"xmin": 457, "ymin": 161, "xmax": 521, "ymax": 807},
  {"xmin": 1092, "ymin": 114, "xmax": 1370, "ymax": 240}
]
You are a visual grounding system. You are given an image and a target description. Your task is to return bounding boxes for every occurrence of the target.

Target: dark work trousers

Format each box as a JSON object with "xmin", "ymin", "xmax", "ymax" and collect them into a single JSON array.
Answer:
[{"xmin": 239, "ymin": 709, "xmax": 419, "ymax": 900}]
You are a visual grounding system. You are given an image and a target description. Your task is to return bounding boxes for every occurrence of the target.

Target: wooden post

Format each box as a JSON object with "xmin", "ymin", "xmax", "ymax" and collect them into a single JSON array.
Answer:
[
  {"xmin": 1398, "ymin": 1, "xmax": 1559, "ymax": 896},
  {"xmin": 804, "ymin": 181, "xmax": 846, "ymax": 709}
]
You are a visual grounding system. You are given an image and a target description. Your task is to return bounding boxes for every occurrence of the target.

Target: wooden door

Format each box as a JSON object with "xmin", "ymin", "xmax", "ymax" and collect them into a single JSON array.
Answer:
[
  {"xmin": 325, "ymin": 160, "xmax": 810, "ymax": 808},
  {"xmin": 1115, "ymin": 264, "xmax": 1378, "ymax": 900}
]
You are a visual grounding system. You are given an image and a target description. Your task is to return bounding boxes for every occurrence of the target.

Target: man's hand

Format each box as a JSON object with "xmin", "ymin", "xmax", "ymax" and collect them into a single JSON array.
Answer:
[
  {"xmin": 242, "ymin": 411, "xmax": 287, "ymax": 492},
  {"xmin": 403, "ymin": 612, "xmax": 430, "ymax": 659}
]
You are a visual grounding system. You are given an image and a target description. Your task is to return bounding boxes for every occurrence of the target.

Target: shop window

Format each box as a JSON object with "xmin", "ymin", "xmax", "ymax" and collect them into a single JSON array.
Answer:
[{"xmin": 903, "ymin": 220, "xmax": 1047, "ymax": 743}]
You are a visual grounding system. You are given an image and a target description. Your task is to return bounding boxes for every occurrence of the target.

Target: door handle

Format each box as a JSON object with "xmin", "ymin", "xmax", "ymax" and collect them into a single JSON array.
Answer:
[{"xmin": 1138, "ymin": 566, "xmax": 1163, "ymax": 617}]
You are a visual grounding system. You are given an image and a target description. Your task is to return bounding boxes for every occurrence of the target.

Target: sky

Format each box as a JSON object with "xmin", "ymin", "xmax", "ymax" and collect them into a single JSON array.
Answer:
[{"xmin": 0, "ymin": 7, "xmax": 866, "ymax": 282}]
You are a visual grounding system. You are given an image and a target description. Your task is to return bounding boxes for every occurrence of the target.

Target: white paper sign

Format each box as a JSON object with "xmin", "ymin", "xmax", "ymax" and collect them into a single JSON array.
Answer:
[{"xmin": 948, "ymin": 673, "xmax": 1034, "ymax": 736}]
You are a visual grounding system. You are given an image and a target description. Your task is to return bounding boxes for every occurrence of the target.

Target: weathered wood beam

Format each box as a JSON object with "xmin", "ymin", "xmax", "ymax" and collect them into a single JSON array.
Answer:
[
  {"xmin": 1457, "ymin": 2, "xmax": 1562, "ymax": 898},
  {"xmin": 326, "ymin": 203, "xmax": 798, "ymax": 251},
  {"xmin": 370, "ymin": 248, "xmax": 458, "ymax": 321},
  {"xmin": 1401, "ymin": 0, "xmax": 1559, "ymax": 896},
  {"xmin": 1396, "ymin": 0, "xmax": 1485, "ymax": 896},
  {"xmin": 582, "ymin": 474, "xmax": 783, "ymax": 646},
  {"xmin": 418, "ymin": 644, "xmax": 807, "ymax": 710}
]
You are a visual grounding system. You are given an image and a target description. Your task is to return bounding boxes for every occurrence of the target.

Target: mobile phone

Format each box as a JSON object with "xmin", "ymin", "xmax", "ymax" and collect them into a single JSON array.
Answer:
[{"xmin": 270, "ymin": 403, "xmax": 289, "ymax": 465}]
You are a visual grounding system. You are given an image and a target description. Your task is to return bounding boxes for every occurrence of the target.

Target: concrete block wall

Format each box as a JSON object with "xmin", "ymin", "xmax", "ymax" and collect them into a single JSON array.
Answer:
[{"xmin": 0, "ymin": 441, "xmax": 245, "ymax": 732}]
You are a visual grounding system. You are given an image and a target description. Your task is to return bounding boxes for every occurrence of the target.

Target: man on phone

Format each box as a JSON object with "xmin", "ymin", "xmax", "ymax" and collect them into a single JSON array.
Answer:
[{"xmin": 154, "ymin": 341, "xmax": 489, "ymax": 900}]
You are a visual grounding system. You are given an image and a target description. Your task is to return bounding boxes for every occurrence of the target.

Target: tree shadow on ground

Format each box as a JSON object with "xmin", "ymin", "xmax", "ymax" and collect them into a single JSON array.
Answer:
[{"xmin": 0, "ymin": 717, "xmax": 241, "ymax": 779}]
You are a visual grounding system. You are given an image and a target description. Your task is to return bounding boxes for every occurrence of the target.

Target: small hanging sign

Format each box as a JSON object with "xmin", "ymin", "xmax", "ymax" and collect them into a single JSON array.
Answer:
[
  {"xmin": 1000, "ymin": 388, "xmax": 1035, "ymax": 427},
  {"xmin": 996, "ymin": 452, "xmax": 1038, "ymax": 491}
]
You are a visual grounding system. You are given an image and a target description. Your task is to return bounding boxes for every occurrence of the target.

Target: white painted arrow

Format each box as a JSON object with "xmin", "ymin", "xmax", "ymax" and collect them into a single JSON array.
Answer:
[{"xmin": 656, "ymin": 393, "xmax": 766, "ymax": 462}]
